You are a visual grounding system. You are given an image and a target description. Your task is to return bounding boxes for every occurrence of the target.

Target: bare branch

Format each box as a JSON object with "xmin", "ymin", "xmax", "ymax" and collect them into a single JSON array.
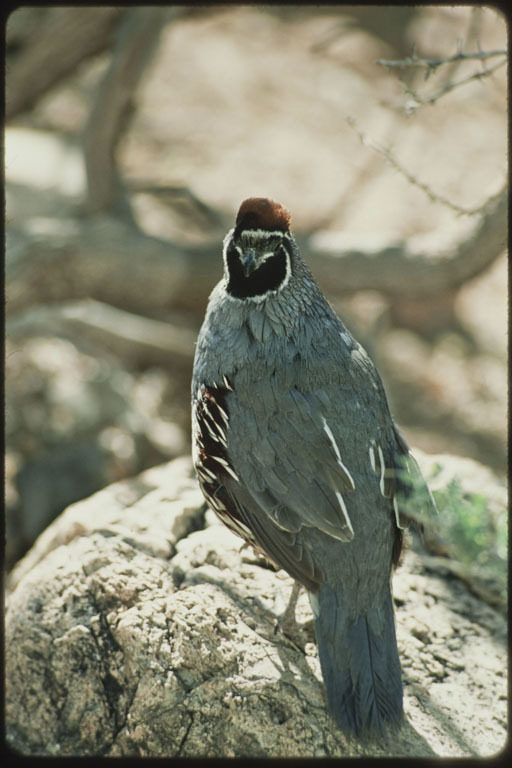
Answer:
[
  {"xmin": 377, "ymin": 48, "xmax": 507, "ymax": 71},
  {"xmin": 6, "ymin": 300, "xmax": 197, "ymax": 366},
  {"xmin": 6, "ymin": 8, "xmax": 124, "ymax": 120},
  {"xmin": 5, "ymin": 215, "xmax": 217, "ymax": 318},
  {"xmin": 377, "ymin": 48, "xmax": 507, "ymax": 113},
  {"xmin": 83, "ymin": 8, "xmax": 179, "ymax": 219},
  {"xmin": 345, "ymin": 115, "xmax": 505, "ymax": 216},
  {"xmin": 306, "ymin": 183, "xmax": 507, "ymax": 298},
  {"xmin": 7, "ymin": 177, "xmax": 506, "ymax": 324},
  {"xmin": 403, "ymin": 57, "xmax": 507, "ymax": 111}
]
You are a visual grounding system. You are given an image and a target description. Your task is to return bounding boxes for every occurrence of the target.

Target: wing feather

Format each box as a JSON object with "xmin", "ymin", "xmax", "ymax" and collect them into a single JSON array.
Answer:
[{"xmin": 227, "ymin": 382, "xmax": 359, "ymax": 541}]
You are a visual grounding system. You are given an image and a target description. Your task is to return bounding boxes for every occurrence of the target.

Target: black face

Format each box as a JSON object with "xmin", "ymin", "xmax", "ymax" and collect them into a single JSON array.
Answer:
[{"xmin": 225, "ymin": 239, "xmax": 290, "ymax": 299}]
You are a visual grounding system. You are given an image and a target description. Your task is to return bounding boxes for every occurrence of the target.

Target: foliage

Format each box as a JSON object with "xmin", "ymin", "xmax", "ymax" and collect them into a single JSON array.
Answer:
[
  {"xmin": 428, "ymin": 472, "xmax": 507, "ymax": 606},
  {"xmin": 433, "ymin": 477, "xmax": 506, "ymax": 564}
]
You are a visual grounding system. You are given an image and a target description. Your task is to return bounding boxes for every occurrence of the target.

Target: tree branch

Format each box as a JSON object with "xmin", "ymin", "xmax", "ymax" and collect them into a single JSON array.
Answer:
[
  {"xmin": 6, "ymin": 300, "xmax": 197, "ymax": 366},
  {"xmin": 377, "ymin": 49, "xmax": 507, "ymax": 113},
  {"xmin": 5, "ymin": 216, "xmax": 216, "ymax": 317},
  {"xmin": 6, "ymin": 8, "xmax": 124, "ymax": 120},
  {"xmin": 376, "ymin": 49, "xmax": 508, "ymax": 72},
  {"xmin": 345, "ymin": 115, "xmax": 505, "ymax": 216},
  {"xmin": 305, "ymin": 184, "xmax": 507, "ymax": 297},
  {"xmin": 83, "ymin": 8, "xmax": 171, "ymax": 219},
  {"xmin": 402, "ymin": 58, "xmax": 507, "ymax": 111},
  {"xmin": 6, "ymin": 182, "xmax": 507, "ymax": 322}
]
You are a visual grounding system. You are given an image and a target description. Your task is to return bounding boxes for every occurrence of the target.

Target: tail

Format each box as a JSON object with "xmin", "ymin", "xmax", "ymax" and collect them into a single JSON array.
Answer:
[{"xmin": 310, "ymin": 583, "xmax": 403, "ymax": 738}]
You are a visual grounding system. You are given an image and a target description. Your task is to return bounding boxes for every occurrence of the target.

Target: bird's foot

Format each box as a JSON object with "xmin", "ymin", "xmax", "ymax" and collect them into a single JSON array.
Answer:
[{"xmin": 274, "ymin": 582, "xmax": 314, "ymax": 647}]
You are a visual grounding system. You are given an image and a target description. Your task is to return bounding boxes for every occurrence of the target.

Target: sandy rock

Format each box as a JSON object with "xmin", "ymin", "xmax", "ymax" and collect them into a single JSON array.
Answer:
[{"xmin": 5, "ymin": 456, "xmax": 507, "ymax": 757}]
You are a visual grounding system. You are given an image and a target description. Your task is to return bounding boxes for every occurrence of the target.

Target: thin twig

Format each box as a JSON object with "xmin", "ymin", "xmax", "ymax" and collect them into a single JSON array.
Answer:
[
  {"xmin": 377, "ymin": 48, "xmax": 507, "ymax": 71},
  {"xmin": 345, "ymin": 115, "xmax": 505, "ymax": 217},
  {"xmin": 404, "ymin": 57, "xmax": 507, "ymax": 110},
  {"xmin": 378, "ymin": 47, "xmax": 507, "ymax": 113}
]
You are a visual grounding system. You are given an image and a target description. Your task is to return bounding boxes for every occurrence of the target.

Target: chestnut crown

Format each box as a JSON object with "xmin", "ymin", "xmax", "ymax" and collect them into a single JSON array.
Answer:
[
  {"xmin": 224, "ymin": 198, "xmax": 293, "ymax": 300},
  {"xmin": 235, "ymin": 197, "xmax": 291, "ymax": 234}
]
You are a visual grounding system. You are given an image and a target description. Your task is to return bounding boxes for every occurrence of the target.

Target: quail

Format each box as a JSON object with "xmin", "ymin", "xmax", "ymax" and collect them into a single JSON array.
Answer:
[{"xmin": 191, "ymin": 197, "xmax": 436, "ymax": 738}]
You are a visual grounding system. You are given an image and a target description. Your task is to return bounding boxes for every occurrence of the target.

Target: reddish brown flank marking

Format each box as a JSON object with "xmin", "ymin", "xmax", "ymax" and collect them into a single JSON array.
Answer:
[{"xmin": 235, "ymin": 197, "xmax": 291, "ymax": 233}]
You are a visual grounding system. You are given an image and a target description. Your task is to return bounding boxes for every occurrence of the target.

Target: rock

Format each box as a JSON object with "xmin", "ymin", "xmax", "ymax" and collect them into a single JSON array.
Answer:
[
  {"xmin": 5, "ymin": 336, "xmax": 188, "ymax": 569},
  {"xmin": 5, "ymin": 455, "xmax": 507, "ymax": 757}
]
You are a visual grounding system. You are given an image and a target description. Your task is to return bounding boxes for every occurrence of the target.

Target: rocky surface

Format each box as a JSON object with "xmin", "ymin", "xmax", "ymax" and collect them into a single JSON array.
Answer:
[{"xmin": 5, "ymin": 455, "xmax": 507, "ymax": 757}]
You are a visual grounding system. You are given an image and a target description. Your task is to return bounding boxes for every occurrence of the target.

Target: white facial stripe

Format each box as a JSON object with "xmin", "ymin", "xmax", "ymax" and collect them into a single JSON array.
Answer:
[
  {"xmin": 230, "ymin": 243, "xmax": 279, "ymax": 266},
  {"xmin": 239, "ymin": 229, "xmax": 292, "ymax": 239}
]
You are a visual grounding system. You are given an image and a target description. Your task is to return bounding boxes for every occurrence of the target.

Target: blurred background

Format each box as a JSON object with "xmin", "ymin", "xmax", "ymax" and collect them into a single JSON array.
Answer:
[{"xmin": 5, "ymin": 6, "xmax": 507, "ymax": 572}]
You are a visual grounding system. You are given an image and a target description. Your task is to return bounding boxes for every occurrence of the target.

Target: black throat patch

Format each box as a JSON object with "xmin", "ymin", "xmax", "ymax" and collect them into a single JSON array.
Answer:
[{"xmin": 226, "ymin": 243, "xmax": 289, "ymax": 299}]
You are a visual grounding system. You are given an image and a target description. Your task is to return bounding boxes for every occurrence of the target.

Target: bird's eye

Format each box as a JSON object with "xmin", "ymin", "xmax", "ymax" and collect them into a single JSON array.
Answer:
[{"xmin": 228, "ymin": 243, "xmax": 242, "ymax": 259}]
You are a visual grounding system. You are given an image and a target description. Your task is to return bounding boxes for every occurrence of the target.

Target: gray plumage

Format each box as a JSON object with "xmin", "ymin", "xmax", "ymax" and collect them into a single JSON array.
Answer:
[{"xmin": 191, "ymin": 198, "xmax": 436, "ymax": 738}]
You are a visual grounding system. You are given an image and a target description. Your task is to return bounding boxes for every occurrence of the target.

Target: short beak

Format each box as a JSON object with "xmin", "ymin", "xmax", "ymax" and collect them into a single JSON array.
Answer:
[{"xmin": 241, "ymin": 248, "xmax": 257, "ymax": 277}]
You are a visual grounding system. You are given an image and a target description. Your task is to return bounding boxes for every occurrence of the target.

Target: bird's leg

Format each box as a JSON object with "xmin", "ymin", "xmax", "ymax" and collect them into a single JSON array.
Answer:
[{"xmin": 275, "ymin": 581, "xmax": 303, "ymax": 638}]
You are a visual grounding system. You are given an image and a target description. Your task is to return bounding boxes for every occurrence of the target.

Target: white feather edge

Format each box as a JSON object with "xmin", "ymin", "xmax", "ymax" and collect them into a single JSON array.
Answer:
[{"xmin": 321, "ymin": 417, "xmax": 356, "ymax": 490}]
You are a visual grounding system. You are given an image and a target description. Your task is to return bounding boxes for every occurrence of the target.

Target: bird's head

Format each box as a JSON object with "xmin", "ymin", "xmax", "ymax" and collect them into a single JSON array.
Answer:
[{"xmin": 223, "ymin": 197, "xmax": 294, "ymax": 300}]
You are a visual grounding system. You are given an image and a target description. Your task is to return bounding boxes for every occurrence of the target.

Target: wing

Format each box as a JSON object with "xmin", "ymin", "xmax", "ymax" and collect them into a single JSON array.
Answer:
[
  {"xmin": 193, "ymin": 340, "xmax": 424, "ymax": 589},
  {"xmin": 214, "ymin": 476, "xmax": 325, "ymax": 591},
  {"xmin": 388, "ymin": 422, "xmax": 439, "ymax": 528},
  {"xmin": 226, "ymin": 343, "xmax": 403, "ymax": 549},
  {"xmin": 192, "ymin": 381, "xmax": 325, "ymax": 590},
  {"xmin": 229, "ymin": 385, "xmax": 357, "ymax": 541}
]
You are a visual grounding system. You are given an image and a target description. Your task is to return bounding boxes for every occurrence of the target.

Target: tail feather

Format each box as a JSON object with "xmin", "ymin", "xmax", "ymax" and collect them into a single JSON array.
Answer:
[{"xmin": 311, "ymin": 583, "xmax": 403, "ymax": 737}]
